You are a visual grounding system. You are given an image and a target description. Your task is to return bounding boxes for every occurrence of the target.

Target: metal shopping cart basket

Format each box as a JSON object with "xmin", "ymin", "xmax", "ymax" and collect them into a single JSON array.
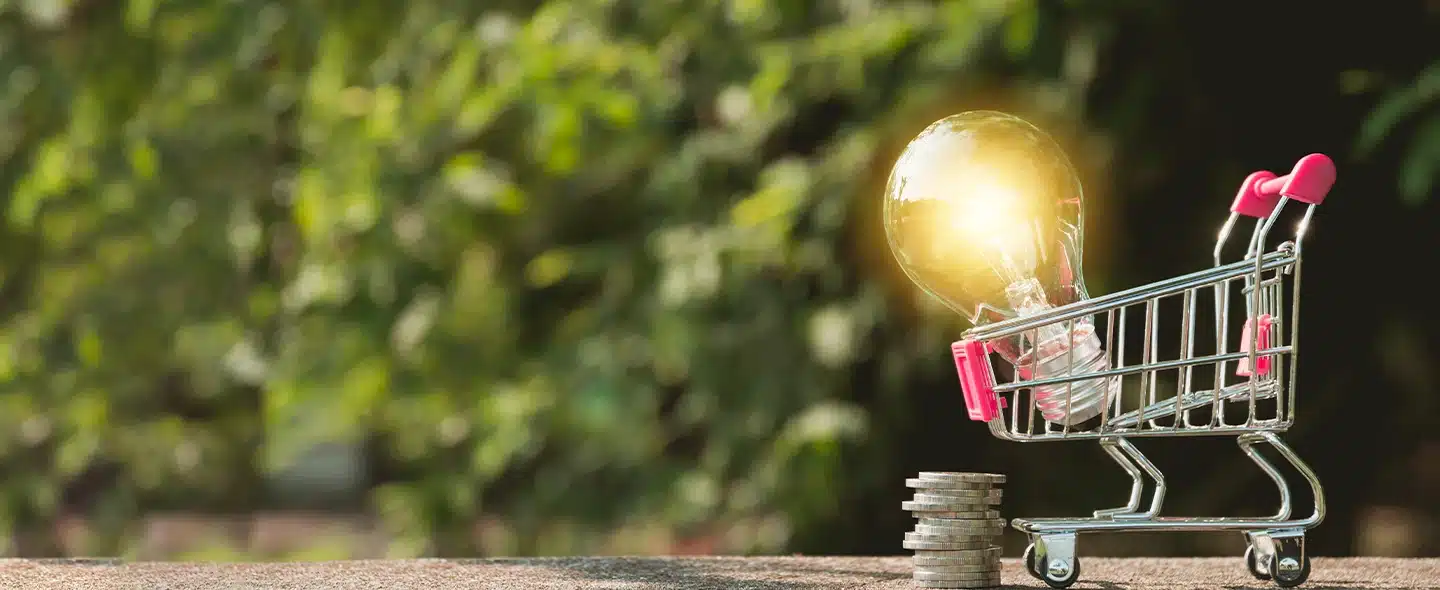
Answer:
[{"xmin": 950, "ymin": 155, "xmax": 1337, "ymax": 588}]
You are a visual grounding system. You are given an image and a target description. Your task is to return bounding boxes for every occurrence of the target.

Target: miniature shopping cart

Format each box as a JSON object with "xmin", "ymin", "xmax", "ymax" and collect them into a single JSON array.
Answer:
[{"xmin": 951, "ymin": 155, "xmax": 1337, "ymax": 588}]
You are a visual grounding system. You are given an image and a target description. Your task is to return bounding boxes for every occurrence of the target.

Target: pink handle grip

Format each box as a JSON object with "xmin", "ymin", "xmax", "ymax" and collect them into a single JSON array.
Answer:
[
  {"xmin": 1253, "ymin": 153, "xmax": 1336, "ymax": 205},
  {"xmin": 1231, "ymin": 171, "xmax": 1281, "ymax": 218}
]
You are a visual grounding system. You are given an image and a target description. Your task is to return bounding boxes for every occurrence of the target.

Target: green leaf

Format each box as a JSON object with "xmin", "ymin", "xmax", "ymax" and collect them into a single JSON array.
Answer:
[
  {"xmin": 1003, "ymin": 0, "xmax": 1039, "ymax": 58},
  {"xmin": 1398, "ymin": 113, "xmax": 1440, "ymax": 205},
  {"xmin": 124, "ymin": 0, "xmax": 158, "ymax": 32},
  {"xmin": 1356, "ymin": 60, "xmax": 1440, "ymax": 156},
  {"xmin": 128, "ymin": 140, "xmax": 159, "ymax": 180},
  {"xmin": 525, "ymin": 249, "xmax": 574, "ymax": 288}
]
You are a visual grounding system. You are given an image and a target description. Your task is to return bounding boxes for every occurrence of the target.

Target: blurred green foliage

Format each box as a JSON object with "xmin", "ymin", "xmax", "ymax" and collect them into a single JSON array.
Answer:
[
  {"xmin": 0, "ymin": 0, "xmax": 1047, "ymax": 557},
  {"xmin": 1357, "ymin": 59, "xmax": 1440, "ymax": 204},
  {"xmin": 0, "ymin": 0, "xmax": 1433, "ymax": 559}
]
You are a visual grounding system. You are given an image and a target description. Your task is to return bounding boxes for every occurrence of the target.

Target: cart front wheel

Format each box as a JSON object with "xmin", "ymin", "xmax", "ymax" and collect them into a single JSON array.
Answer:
[
  {"xmin": 1245, "ymin": 545, "xmax": 1272, "ymax": 581},
  {"xmin": 1269, "ymin": 554, "xmax": 1310, "ymax": 588},
  {"xmin": 1040, "ymin": 555, "xmax": 1080, "ymax": 589}
]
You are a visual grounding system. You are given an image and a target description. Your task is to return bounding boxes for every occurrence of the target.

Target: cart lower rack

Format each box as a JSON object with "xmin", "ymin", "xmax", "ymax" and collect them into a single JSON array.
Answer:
[{"xmin": 951, "ymin": 155, "xmax": 1336, "ymax": 588}]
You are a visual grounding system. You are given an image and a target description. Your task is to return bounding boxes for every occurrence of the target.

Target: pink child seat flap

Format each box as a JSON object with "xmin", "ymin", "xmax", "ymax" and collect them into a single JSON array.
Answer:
[
  {"xmin": 1235, "ymin": 314, "xmax": 1273, "ymax": 377},
  {"xmin": 952, "ymin": 339, "xmax": 1003, "ymax": 421}
]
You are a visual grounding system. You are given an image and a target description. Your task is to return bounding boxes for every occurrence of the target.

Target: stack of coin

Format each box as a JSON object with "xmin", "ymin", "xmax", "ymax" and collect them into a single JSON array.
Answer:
[{"xmin": 901, "ymin": 472, "xmax": 1005, "ymax": 589}]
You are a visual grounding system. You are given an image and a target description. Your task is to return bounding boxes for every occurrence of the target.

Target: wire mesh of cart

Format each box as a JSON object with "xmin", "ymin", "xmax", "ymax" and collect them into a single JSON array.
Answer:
[{"xmin": 950, "ymin": 154, "xmax": 1337, "ymax": 589}]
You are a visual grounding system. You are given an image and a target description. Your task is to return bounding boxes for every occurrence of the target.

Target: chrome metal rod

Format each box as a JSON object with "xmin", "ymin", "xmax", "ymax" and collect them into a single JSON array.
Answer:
[
  {"xmin": 967, "ymin": 252, "xmax": 1295, "ymax": 341},
  {"xmin": 1014, "ymin": 516, "xmax": 1315, "ymax": 534},
  {"xmin": 993, "ymin": 347, "xmax": 1292, "ymax": 393},
  {"xmin": 1113, "ymin": 438, "xmax": 1164, "ymax": 519},
  {"xmin": 1108, "ymin": 381, "xmax": 1278, "ymax": 430},
  {"xmin": 993, "ymin": 423, "xmax": 1292, "ymax": 442},
  {"xmin": 1243, "ymin": 431, "xmax": 1325, "ymax": 529},
  {"xmin": 1094, "ymin": 438, "xmax": 1144, "ymax": 518},
  {"xmin": 1239, "ymin": 435, "xmax": 1293, "ymax": 521}
]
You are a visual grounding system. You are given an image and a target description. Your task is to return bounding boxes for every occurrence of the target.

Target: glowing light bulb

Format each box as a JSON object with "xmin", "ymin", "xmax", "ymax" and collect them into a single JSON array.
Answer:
[{"xmin": 883, "ymin": 111, "xmax": 1112, "ymax": 426}]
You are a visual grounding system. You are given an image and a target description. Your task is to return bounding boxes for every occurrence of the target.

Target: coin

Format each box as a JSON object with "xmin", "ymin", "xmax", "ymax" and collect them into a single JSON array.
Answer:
[
  {"xmin": 904, "ymin": 533, "xmax": 1001, "ymax": 545},
  {"xmin": 902, "ymin": 539, "xmax": 995, "ymax": 551},
  {"xmin": 913, "ymin": 560, "xmax": 999, "ymax": 572},
  {"xmin": 912, "ymin": 554, "xmax": 1000, "ymax": 566},
  {"xmin": 916, "ymin": 581, "xmax": 1000, "ymax": 589},
  {"xmin": 912, "ymin": 548, "xmax": 1001, "ymax": 560},
  {"xmin": 908, "ymin": 534, "xmax": 1003, "ymax": 543},
  {"xmin": 915, "ymin": 561, "xmax": 996, "ymax": 572},
  {"xmin": 912, "ymin": 526, "xmax": 1004, "ymax": 538},
  {"xmin": 910, "ymin": 549, "xmax": 1002, "ymax": 561},
  {"xmin": 906, "ymin": 531, "xmax": 1005, "ymax": 542},
  {"xmin": 915, "ymin": 567, "xmax": 1000, "ymax": 579},
  {"xmin": 918, "ymin": 573, "xmax": 1000, "ymax": 581},
  {"xmin": 914, "ymin": 488, "xmax": 1003, "ymax": 498},
  {"xmin": 906, "ymin": 510, "xmax": 1002, "ymax": 520},
  {"xmin": 917, "ymin": 517, "xmax": 1007, "ymax": 528},
  {"xmin": 906, "ymin": 527, "xmax": 1004, "ymax": 540},
  {"xmin": 913, "ymin": 552, "xmax": 1002, "ymax": 567},
  {"xmin": 909, "ymin": 500, "xmax": 1001, "ymax": 511},
  {"xmin": 911, "ymin": 520, "xmax": 1005, "ymax": 532},
  {"xmin": 906, "ymin": 492, "xmax": 1001, "ymax": 504},
  {"xmin": 918, "ymin": 472, "xmax": 1005, "ymax": 484},
  {"xmin": 913, "ymin": 496, "xmax": 1000, "ymax": 506},
  {"xmin": 912, "ymin": 486, "xmax": 1002, "ymax": 496},
  {"xmin": 905, "ymin": 478, "xmax": 1000, "ymax": 490},
  {"xmin": 911, "ymin": 489, "xmax": 1002, "ymax": 500},
  {"xmin": 908, "ymin": 503, "xmax": 1000, "ymax": 514},
  {"xmin": 911, "ymin": 520, "xmax": 1005, "ymax": 531},
  {"xmin": 914, "ymin": 570, "xmax": 1002, "ymax": 582},
  {"xmin": 915, "ymin": 579, "xmax": 1001, "ymax": 588},
  {"xmin": 915, "ymin": 573, "xmax": 1001, "ymax": 583},
  {"xmin": 906, "ymin": 487, "xmax": 1000, "ymax": 496},
  {"xmin": 903, "ymin": 500, "xmax": 1001, "ymax": 512}
]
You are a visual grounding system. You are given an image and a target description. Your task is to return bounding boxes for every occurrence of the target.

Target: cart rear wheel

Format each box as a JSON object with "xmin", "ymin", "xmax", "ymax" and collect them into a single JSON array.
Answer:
[
  {"xmin": 1245, "ymin": 545, "xmax": 1272, "ymax": 580},
  {"xmin": 1023, "ymin": 544, "xmax": 1044, "ymax": 580},
  {"xmin": 1269, "ymin": 554, "xmax": 1310, "ymax": 588}
]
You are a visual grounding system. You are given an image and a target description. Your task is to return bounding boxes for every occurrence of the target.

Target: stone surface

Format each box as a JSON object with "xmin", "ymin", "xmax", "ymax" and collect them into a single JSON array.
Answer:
[{"xmin": 1, "ymin": 556, "xmax": 1437, "ymax": 589}]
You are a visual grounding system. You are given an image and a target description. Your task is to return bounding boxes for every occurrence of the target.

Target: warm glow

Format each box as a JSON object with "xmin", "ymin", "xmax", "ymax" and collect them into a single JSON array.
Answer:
[
  {"xmin": 941, "ymin": 175, "xmax": 1039, "ymax": 284},
  {"xmin": 950, "ymin": 179, "xmax": 1026, "ymax": 247}
]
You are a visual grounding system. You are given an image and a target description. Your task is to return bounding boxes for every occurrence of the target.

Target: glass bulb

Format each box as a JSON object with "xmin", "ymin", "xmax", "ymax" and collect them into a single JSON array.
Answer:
[{"xmin": 883, "ymin": 111, "xmax": 1113, "ymax": 426}]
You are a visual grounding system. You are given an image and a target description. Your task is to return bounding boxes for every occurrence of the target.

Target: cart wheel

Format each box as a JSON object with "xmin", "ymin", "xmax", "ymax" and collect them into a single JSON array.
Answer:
[
  {"xmin": 1268, "ymin": 554, "xmax": 1310, "ymax": 588},
  {"xmin": 1023, "ymin": 544, "xmax": 1044, "ymax": 580},
  {"xmin": 1245, "ymin": 545, "xmax": 1272, "ymax": 581},
  {"xmin": 1040, "ymin": 556, "xmax": 1080, "ymax": 589}
]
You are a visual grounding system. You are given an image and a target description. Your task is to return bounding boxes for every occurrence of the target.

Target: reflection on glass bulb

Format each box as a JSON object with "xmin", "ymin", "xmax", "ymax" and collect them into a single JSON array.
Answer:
[{"xmin": 883, "ymin": 111, "xmax": 1113, "ymax": 426}]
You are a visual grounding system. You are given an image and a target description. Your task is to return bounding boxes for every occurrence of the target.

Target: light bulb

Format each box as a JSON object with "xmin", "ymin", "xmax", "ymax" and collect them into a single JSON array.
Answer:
[{"xmin": 883, "ymin": 111, "xmax": 1113, "ymax": 426}]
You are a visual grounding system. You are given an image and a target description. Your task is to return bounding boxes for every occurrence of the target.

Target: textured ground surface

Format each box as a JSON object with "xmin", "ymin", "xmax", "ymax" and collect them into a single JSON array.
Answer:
[{"xmin": 1, "ymin": 556, "xmax": 1438, "ymax": 589}]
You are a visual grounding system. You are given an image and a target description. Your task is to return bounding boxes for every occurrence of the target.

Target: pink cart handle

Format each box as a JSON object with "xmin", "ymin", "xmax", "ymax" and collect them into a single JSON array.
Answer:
[
  {"xmin": 1253, "ymin": 153, "xmax": 1336, "ymax": 205},
  {"xmin": 1231, "ymin": 171, "xmax": 1281, "ymax": 218}
]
